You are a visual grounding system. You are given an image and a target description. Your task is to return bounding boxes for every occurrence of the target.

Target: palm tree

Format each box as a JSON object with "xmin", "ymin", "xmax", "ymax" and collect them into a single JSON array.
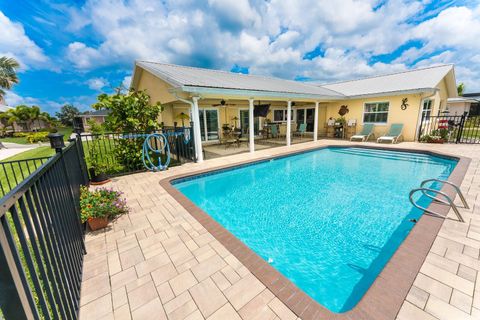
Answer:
[
  {"xmin": 0, "ymin": 56, "xmax": 20, "ymax": 98},
  {"xmin": 29, "ymin": 105, "xmax": 41, "ymax": 130}
]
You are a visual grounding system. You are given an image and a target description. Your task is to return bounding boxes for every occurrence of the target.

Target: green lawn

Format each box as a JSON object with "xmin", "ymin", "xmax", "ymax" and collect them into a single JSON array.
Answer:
[
  {"xmin": 0, "ymin": 127, "xmax": 74, "ymax": 145},
  {"xmin": 0, "ymin": 147, "xmax": 54, "ymax": 197}
]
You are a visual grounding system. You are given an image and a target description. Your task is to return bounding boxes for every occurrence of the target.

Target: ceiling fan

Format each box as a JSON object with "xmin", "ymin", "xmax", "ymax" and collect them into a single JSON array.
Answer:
[{"xmin": 212, "ymin": 99, "xmax": 236, "ymax": 107}]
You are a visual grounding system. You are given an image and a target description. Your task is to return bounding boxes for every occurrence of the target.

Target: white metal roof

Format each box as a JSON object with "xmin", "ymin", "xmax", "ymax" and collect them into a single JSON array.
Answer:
[
  {"xmin": 135, "ymin": 61, "xmax": 345, "ymax": 99},
  {"xmin": 321, "ymin": 64, "xmax": 455, "ymax": 97},
  {"xmin": 447, "ymin": 97, "xmax": 479, "ymax": 103},
  {"xmin": 0, "ymin": 104, "xmax": 12, "ymax": 113}
]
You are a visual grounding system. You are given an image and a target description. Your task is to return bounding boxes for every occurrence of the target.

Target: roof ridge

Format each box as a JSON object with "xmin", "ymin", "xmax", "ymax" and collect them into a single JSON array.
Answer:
[
  {"xmin": 136, "ymin": 60, "xmax": 334, "ymax": 89},
  {"xmin": 321, "ymin": 64, "xmax": 454, "ymax": 86}
]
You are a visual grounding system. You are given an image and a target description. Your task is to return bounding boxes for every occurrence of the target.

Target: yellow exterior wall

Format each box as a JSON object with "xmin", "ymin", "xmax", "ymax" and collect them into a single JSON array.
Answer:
[{"xmin": 324, "ymin": 94, "xmax": 424, "ymax": 141}]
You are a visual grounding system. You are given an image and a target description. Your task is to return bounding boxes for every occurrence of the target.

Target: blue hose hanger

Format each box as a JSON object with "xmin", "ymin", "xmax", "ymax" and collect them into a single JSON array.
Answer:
[{"xmin": 142, "ymin": 133, "xmax": 171, "ymax": 171}]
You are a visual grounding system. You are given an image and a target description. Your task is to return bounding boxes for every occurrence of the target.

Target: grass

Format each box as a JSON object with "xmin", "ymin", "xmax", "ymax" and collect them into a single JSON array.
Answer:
[
  {"xmin": 0, "ymin": 127, "xmax": 73, "ymax": 145},
  {"xmin": 0, "ymin": 147, "xmax": 54, "ymax": 197}
]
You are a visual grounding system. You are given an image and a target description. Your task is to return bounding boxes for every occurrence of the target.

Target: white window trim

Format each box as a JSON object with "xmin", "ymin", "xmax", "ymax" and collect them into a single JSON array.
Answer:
[
  {"xmin": 196, "ymin": 107, "xmax": 221, "ymax": 143},
  {"xmin": 271, "ymin": 108, "xmax": 294, "ymax": 123},
  {"xmin": 362, "ymin": 101, "xmax": 390, "ymax": 125}
]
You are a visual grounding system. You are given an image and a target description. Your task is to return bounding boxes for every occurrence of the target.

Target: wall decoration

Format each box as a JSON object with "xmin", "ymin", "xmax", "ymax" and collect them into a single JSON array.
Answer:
[
  {"xmin": 401, "ymin": 98, "xmax": 409, "ymax": 110},
  {"xmin": 338, "ymin": 105, "xmax": 349, "ymax": 116}
]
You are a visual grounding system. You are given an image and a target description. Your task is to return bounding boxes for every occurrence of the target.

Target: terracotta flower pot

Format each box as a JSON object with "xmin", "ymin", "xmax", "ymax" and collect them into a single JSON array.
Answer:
[{"xmin": 87, "ymin": 217, "xmax": 109, "ymax": 231}]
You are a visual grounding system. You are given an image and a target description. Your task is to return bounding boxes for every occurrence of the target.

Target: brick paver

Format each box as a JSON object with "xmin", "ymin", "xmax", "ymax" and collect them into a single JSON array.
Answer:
[{"xmin": 78, "ymin": 140, "xmax": 480, "ymax": 320}]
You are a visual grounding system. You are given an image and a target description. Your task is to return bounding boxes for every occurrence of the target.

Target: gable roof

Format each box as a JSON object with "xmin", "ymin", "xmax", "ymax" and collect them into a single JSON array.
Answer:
[
  {"xmin": 133, "ymin": 61, "xmax": 457, "ymax": 101},
  {"xmin": 134, "ymin": 61, "xmax": 345, "ymax": 99},
  {"xmin": 321, "ymin": 64, "xmax": 456, "ymax": 98}
]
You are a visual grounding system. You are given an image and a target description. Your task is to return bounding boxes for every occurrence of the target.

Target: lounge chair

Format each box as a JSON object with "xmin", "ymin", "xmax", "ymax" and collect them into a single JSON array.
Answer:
[
  {"xmin": 270, "ymin": 124, "xmax": 279, "ymax": 139},
  {"xmin": 294, "ymin": 123, "xmax": 307, "ymax": 138},
  {"xmin": 350, "ymin": 123, "xmax": 375, "ymax": 142},
  {"xmin": 377, "ymin": 123, "xmax": 404, "ymax": 144}
]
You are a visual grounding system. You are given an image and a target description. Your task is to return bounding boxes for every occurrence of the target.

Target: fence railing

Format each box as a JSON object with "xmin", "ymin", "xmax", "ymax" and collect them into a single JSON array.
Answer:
[
  {"xmin": 81, "ymin": 125, "xmax": 196, "ymax": 178},
  {"xmin": 0, "ymin": 157, "xmax": 52, "ymax": 198},
  {"xmin": 418, "ymin": 114, "xmax": 480, "ymax": 144},
  {"xmin": 0, "ymin": 138, "xmax": 87, "ymax": 319}
]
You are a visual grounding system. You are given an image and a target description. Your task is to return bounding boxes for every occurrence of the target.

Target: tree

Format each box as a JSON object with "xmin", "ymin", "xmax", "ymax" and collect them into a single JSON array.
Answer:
[
  {"xmin": 56, "ymin": 104, "xmax": 80, "ymax": 126},
  {"xmin": 457, "ymin": 83, "xmax": 465, "ymax": 96},
  {"xmin": 92, "ymin": 90, "xmax": 163, "ymax": 171},
  {"xmin": 93, "ymin": 89, "xmax": 162, "ymax": 132},
  {"xmin": 0, "ymin": 56, "xmax": 20, "ymax": 98}
]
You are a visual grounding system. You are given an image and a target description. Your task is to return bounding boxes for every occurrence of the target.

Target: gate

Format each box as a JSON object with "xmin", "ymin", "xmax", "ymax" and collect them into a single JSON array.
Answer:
[
  {"xmin": 0, "ymin": 138, "xmax": 88, "ymax": 319},
  {"xmin": 417, "ymin": 114, "xmax": 480, "ymax": 144}
]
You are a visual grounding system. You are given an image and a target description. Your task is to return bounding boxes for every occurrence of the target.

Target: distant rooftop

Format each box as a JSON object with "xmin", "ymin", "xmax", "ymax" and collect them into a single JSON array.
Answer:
[{"xmin": 78, "ymin": 109, "xmax": 111, "ymax": 117}]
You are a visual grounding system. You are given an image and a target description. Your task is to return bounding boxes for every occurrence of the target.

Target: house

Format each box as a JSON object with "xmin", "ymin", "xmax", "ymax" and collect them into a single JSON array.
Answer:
[
  {"xmin": 73, "ymin": 109, "xmax": 111, "ymax": 133},
  {"xmin": 447, "ymin": 93, "xmax": 480, "ymax": 116},
  {"xmin": 130, "ymin": 61, "xmax": 458, "ymax": 161}
]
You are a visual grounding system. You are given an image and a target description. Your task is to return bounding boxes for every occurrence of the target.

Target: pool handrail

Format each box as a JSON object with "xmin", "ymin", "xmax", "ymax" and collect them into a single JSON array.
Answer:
[
  {"xmin": 420, "ymin": 178, "xmax": 469, "ymax": 209},
  {"xmin": 409, "ymin": 187, "xmax": 464, "ymax": 223}
]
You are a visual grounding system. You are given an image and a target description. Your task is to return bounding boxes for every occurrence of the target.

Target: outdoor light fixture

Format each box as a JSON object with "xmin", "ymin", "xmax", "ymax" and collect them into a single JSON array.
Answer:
[{"xmin": 48, "ymin": 133, "xmax": 65, "ymax": 151}]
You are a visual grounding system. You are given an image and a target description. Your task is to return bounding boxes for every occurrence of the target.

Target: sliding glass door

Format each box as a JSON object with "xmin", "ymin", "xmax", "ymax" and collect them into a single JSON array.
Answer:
[
  {"xmin": 239, "ymin": 109, "xmax": 259, "ymax": 135},
  {"xmin": 296, "ymin": 108, "xmax": 315, "ymax": 132},
  {"xmin": 199, "ymin": 109, "xmax": 219, "ymax": 142}
]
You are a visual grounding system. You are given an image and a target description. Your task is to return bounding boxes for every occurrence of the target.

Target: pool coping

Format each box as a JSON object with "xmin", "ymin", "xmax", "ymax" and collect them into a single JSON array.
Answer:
[{"xmin": 159, "ymin": 144, "xmax": 471, "ymax": 320}]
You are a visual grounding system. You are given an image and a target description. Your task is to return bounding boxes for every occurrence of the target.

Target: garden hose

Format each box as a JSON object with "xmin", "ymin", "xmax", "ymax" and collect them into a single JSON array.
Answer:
[{"xmin": 142, "ymin": 133, "xmax": 171, "ymax": 171}]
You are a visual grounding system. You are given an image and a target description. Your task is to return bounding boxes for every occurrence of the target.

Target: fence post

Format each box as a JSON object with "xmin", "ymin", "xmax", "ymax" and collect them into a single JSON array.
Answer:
[
  {"xmin": 75, "ymin": 134, "xmax": 89, "ymax": 185},
  {"xmin": 456, "ymin": 114, "xmax": 466, "ymax": 144},
  {"xmin": 173, "ymin": 123, "xmax": 181, "ymax": 163},
  {"xmin": 48, "ymin": 134, "xmax": 86, "ymax": 253}
]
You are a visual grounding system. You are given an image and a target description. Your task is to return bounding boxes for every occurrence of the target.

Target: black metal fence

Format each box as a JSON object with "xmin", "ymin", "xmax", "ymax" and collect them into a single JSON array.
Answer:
[
  {"xmin": 0, "ymin": 138, "xmax": 88, "ymax": 319},
  {"xmin": 418, "ymin": 114, "xmax": 480, "ymax": 144},
  {"xmin": 0, "ymin": 157, "xmax": 52, "ymax": 198},
  {"xmin": 81, "ymin": 125, "xmax": 196, "ymax": 178}
]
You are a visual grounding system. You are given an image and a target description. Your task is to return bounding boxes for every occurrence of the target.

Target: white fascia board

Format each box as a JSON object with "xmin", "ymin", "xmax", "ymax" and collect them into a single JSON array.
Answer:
[
  {"xmin": 135, "ymin": 61, "xmax": 184, "ymax": 88},
  {"xmin": 344, "ymin": 88, "xmax": 438, "ymax": 100},
  {"xmin": 178, "ymin": 86, "xmax": 346, "ymax": 101}
]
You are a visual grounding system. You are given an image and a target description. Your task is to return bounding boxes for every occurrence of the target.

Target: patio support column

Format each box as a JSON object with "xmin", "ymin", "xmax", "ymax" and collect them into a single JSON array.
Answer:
[
  {"xmin": 249, "ymin": 98, "xmax": 255, "ymax": 153},
  {"xmin": 286, "ymin": 101, "xmax": 292, "ymax": 146},
  {"xmin": 192, "ymin": 96, "xmax": 204, "ymax": 162},
  {"xmin": 314, "ymin": 101, "xmax": 319, "ymax": 141}
]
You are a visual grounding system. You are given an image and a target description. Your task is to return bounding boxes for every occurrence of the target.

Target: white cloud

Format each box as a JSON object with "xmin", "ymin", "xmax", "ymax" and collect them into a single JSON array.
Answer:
[
  {"xmin": 4, "ymin": 91, "xmax": 40, "ymax": 106},
  {"xmin": 122, "ymin": 75, "xmax": 132, "ymax": 89},
  {"xmin": 0, "ymin": 11, "xmax": 49, "ymax": 69},
  {"xmin": 87, "ymin": 77, "xmax": 109, "ymax": 90},
  {"xmin": 62, "ymin": 1, "xmax": 480, "ymax": 90}
]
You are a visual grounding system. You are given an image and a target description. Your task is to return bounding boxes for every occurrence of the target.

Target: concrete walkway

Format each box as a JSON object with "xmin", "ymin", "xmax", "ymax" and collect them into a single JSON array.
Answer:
[
  {"xmin": 0, "ymin": 142, "xmax": 40, "ymax": 160},
  {"xmin": 79, "ymin": 140, "xmax": 480, "ymax": 320}
]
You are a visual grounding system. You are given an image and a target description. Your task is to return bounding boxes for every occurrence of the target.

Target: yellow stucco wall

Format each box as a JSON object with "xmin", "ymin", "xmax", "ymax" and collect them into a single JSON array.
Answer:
[{"xmin": 324, "ymin": 94, "xmax": 424, "ymax": 141}]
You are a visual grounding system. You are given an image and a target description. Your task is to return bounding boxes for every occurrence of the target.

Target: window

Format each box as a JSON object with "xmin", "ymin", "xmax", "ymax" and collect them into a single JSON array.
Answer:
[
  {"xmin": 272, "ymin": 109, "xmax": 293, "ymax": 122},
  {"xmin": 422, "ymin": 99, "xmax": 433, "ymax": 119},
  {"xmin": 363, "ymin": 102, "xmax": 389, "ymax": 123}
]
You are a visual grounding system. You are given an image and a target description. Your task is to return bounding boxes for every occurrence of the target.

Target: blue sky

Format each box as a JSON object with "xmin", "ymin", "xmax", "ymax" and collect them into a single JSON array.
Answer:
[{"xmin": 1, "ymin": 0, "xmax": 479, "ymax": 115}]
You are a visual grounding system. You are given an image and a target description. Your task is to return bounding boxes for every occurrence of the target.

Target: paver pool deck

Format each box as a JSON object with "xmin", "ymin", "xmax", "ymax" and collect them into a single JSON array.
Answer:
[{"xmin": 78, "ymin": 140, "xmax": 480, "ymax": 320}]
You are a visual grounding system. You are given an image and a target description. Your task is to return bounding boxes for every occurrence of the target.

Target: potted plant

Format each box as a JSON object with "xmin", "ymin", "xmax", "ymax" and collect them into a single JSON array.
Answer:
[
  {"xmin": 80, "ymin": 186, "xmax": 128, "ymax": 231},
  {"xmin": 89, "ymin": 161, "xmax": 110, "ymax": 185}
]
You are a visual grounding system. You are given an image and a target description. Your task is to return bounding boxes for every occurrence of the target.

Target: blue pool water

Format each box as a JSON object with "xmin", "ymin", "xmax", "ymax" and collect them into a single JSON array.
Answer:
[{"xmin": 173, "ymin": 147, "xmax": 457, "ymax": 313}]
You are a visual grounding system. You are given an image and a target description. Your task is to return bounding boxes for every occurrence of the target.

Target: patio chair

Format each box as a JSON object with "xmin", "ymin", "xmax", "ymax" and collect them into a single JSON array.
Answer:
[
  {"xmin": 294, "ymin": 123, "xmax": 307, "ymax": 138},
  {"xmin": 350, "ymin": 123, "xmax": 375, "ymax": 142},
  {"xmin": 270, "ymin": 124, "xmax": 279, "ymax": 139},
  {"xmin": 377, "ymin": 123, "xmax": 404, "ymax": 144}
]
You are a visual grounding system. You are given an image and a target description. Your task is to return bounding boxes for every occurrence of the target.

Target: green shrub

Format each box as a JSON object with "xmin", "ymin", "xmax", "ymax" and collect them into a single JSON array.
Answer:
[
  {"xmin": 26, "ymin": 132, "xmax": 49, "ymax": 143},
  {"xmin": 13, "ymin": 132, "xmax": 29, "ymax": 137},
  {"xmin": 80, "ymin": 186, "xmax": 128, "ymax": 222}
]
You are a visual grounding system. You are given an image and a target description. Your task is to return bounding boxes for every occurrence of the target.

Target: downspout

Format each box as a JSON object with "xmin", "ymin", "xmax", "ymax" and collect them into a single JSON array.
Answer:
[
  {"xmin": 174, "ymin": 92, "xmax": 203, "ymax": 162},
  {"xmin": 414, "ymin": 91, "xmax": 437, "ymax": 141}
]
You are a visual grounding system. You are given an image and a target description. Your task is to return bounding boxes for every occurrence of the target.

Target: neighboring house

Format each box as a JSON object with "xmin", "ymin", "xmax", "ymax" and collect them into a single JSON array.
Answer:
[
  {"xmin": 130, "ymin": 61, "xmax": 458, "ymax": 161},
  {"xmin": 447, "ymin": 93, "xmax": 480, "ymax": 116},
  {"xmin": 73, "ymin": 109, "xmax": 110, "ymax": 132}
]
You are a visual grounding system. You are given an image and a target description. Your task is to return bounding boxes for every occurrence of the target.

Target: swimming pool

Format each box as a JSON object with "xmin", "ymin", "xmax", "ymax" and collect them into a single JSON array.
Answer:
[{"xmin": 173, "ymin": 147, "xmax": 457, "ymax": 313}]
